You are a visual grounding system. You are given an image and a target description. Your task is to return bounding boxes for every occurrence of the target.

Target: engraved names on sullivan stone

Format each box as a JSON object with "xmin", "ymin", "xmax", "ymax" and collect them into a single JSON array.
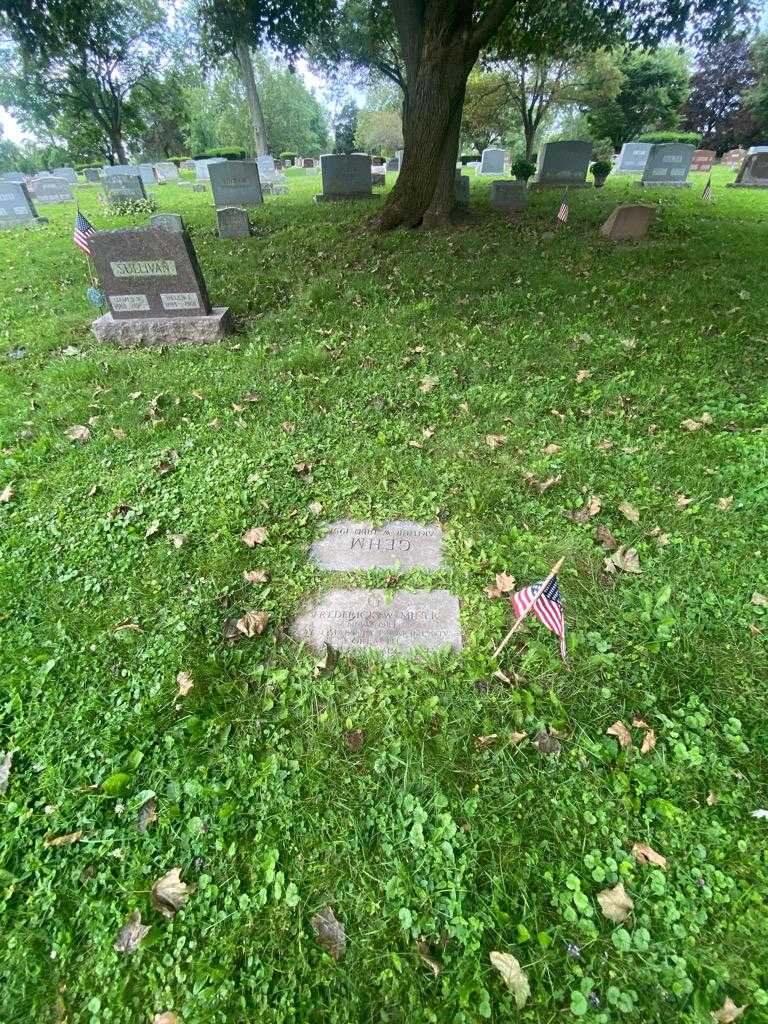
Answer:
[{"xmin": 309, "ymin": 519, "xmax": 445, "ymax": 571}]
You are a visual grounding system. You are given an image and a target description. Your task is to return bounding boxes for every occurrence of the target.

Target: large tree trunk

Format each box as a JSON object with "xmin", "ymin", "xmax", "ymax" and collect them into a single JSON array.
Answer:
[
  {"xmin": 110, "ymin": 129, "xmax": 128, "ymax": 164},
  {"xmin": 235, "ymin": 36, "xmax": 268, "ymax": 157},
  {"xmin": 371, "ymin": 0, "xmax": 514, "ymax": 231}
]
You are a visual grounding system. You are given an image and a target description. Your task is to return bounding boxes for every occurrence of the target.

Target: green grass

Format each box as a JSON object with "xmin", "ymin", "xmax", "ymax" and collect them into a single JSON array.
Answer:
[{"xmin": 1, "ymin": 164, "xmax": 767, "ymax": 1023}]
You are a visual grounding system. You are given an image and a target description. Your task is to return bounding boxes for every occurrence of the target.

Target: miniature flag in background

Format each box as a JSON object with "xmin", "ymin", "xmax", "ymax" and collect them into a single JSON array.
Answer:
[
  {"xmin": 702, "ymin": 176, "xmax": 713, "ymax": 202},
  {"xmin": 74, "ymin": 208, "xmax": 95, "ymax": 255},
  {"xmin": 511, "ymin": 576, "xmax": 567, "ymax": 659},
  {"xmin": 556, "ymin": 188, "xmax": 569, "ymax": 224}
]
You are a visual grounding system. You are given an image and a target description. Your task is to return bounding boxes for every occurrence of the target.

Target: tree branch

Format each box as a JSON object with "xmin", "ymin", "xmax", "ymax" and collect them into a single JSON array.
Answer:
[{"xmin": 470, "ymin": 0, "xmax": 516, "ymax": 56}]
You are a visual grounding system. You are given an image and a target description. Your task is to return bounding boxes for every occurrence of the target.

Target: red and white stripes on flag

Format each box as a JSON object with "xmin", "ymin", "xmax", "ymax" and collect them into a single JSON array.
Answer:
[
  {"xmin": 511, "ymin": 576, "xmax": 567, "ymax": 659},
  {"xmin": 557, "ymin": 189, "xmax": 569, "ymax": 224},
  {"xmin": 702, "ymin": 176, "xmax": 713, "ymax": 202},
  {"xmin": 74, "ymin": 208, "xmax": 95, "ymax": 255}
]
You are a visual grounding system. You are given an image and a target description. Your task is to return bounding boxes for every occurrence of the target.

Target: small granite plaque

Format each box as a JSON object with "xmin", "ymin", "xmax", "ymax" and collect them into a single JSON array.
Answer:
[
  {"xmin": 32, "ymin": 176, "xmax": 75, "ymax": 204},
  {"xmin": 291, "ymin": 588, "xmax": 462, "ymax": 657},
  {"xmin": 150, "ymin": 213, "xmax": 185, "ymax": 232},
  {"xmin": 600, "ymin": 204, "xmax": 655, "ymax": 241},
  {"xmin": 490, "ymin": 179, "xmax": 528, "ymax": 211},
  {"xmin": 209, "ymin": 160, "xmax": 263, "ymax": 207},
  {"xmin": 216, "ymin": 206, "xmax": 250, "ymax": 238},
  {"xmin": 310, "ymin": 519, "xmax": 444, "ymax": 571},
  {"xmin": 0, "ymin": 181, "xmax": 39, "ymax": 228}
]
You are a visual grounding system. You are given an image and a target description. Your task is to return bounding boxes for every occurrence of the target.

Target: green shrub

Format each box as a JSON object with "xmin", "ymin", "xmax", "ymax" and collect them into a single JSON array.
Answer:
[
  {"xmin": 511, "ymin": 157, "xmax": 536, "ymax": 180},
  {"xmin": 279, "ymin": 151, "xmax": 297, "ymax": 160},
  {"xmin": 100, "ymin": 194, "xmax": 158, "ymax": 216},
  {"xmin": 166, "ymin": 156, "xmax": 190, "ymax": 165},
  {"xmin": 590, "ymin": 160, "xmax": 612, "ymax": 177},
  {"xmin": 191, "ymin": 147, "xmax": 246, "ymax": 160},
  {"xmin": 636, "ymin": 130, "xmax": 701, "ymax": 146}
]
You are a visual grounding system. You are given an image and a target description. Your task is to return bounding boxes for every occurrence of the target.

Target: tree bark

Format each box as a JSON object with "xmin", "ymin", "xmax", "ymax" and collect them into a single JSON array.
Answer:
[
  {"xmin": 110, "ymin": 129, "xmax": 128, "ymax": 164},
  {"xmin": 235, "ymin": 36, "xmax": 269, "ymax": 157}
]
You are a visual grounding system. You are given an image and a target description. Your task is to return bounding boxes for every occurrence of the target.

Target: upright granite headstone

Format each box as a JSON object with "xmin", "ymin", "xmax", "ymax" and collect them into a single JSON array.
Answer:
[
  {"xmin": 290, "ymin": 588, "xmax": 462, "ymax": 656},
  {"xmin": 0, "ymin": 181, "xmax": 40, "ymax": 228},
  {"xmin": 53, "ymin": 166, "xmax": 78, "ymax": 184},
  {"xmin": 216, "ymin": 206, "xmax": 250, "ymax": 238},
  {"xmin": 691, "ymin": 149, "xmax": 716, "ymax": 172},
  {"xmin": 83, "ymin": 167, "xmax": 101, "ymax": 183},
  {"xmin": 600, "ymin": 204, "xmax": 655, "ymax": 241},
  {"xmin": 479, "ymin": 148, "xmax": 506, "ymax": 176},
  {"xmin": 32, "ymin": 176, "xmax": 75, "ymax": 204},
  {"xmin": 133, "ymin": 163, "xmax": 156, "ymax": 186},
  {"xmin": 386, "ymin": 157, "xmax": 399, "ymax": 172},
  {"xmin": 103, "ymin": 173, "xmax": 146, "ymax": 201},
  {"xmin": 195, "ymin": 158, "xmax": 227, "ymax": 180},
  {"xmin": 639, "ymin": 143, "xmax": 695, "ymax": 187},
  {"xmin": 209, "ymin": 160, "xmax": 263, "ymax": 207},
  {"xmin": 614, "ymin": 142, "xmax": 652, "ymax": 174},
  {"xmin": 88, "ymin": 227, "xmax": 230, "ymax": 345},
  {"xmin": 371, "ymin": 168, "xmax": 386, "ymax": 188},
  {"xmin": 256, "ymin": 155, "xmax": 276, "ymax": 178},
  {"xmin": 2, "ymin": 172, "xmax": 26, "ymax": 183},
  {"xmin": 490, "ymin": 180, "xmax": 528, "ymax": 212},
  {"xmin": 155, "ymin": 162, "xmax": 179, "ymax": 183},
  {"xmin": 150, "ymin": 213, "xmax": 185, "ymax": 233},
  {"xmin": 727, "ymin": 146, "xmax": 768, "ymax": 189},
  {"xmin": 317, "ymin": 154, "xmax": 374, "ymax": 201},
  {"xmin": 534, "ymin": 141, "xmax": 593, "ymax": 187},
  {"xmin": 721, "ymin": 148, "xmax": 746, "ymax": 169},
  {"xmin": 310, "ymin": 520, "xmax": 445, "ymax": 572},
  {"xmin": 455, "ymin": 172, "xmax": 469, "ymax": 205}
]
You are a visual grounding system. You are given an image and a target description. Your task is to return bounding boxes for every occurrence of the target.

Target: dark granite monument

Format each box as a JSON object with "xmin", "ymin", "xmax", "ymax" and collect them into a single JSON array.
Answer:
[
  {"xmin": 533, "ymin": 141, "xmax": 592, "ymax": 188},
  {"xmin": 216, "ymin": 206, "xmax": 251, "ymax": 238},
  {"xmin": 316, "ymin": 154, "xmax": 374, "ymax": 201},
  {"xmin": 32, "ymin": 176, "xmax": 75, "ymax": 204},
  {"xmin": 103, "ymin": 173, "xmax": 146, "ymax": 201},
  {"xmin": 727, "ymin": 146, "xmax": 768, "ymax": 189},
  {"xmin": 490, "ymin": 180, "xmax": 528, "ymax": 212},
  {"xmin": 639, "ymin": 143, "xmax": 695, "ymax": 187},
  {"xmin": 0, "ymin": 181, "xmax": 41, "ymax": 228}
]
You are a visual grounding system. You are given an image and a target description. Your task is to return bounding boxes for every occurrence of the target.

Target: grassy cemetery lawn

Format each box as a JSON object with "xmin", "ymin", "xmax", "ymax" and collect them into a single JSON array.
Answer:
[{"xmin": 2, "ymin": 164, "xmax": 768, "ymax": 1023}]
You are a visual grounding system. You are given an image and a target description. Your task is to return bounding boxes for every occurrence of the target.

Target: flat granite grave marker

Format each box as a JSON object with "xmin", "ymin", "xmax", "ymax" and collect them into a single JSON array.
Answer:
[
  {"xmin": 150, "ymin": 213, "xmax": 185, "ymax": 233},
  {"xmin": 600, "ymin": 204, "xmax": 655, "ymax": 241},
  {"xmin": 209, "ymin": 160, "xmax": 263, "ymax": 207},
  {"xmin": 479, "ymin": 148, "xmax": 506, "ymax": 175},
  {"xmin": 316, "ymin": 154, "xmax": 375, "ymax": 201},
  {"xmin": 690, "ymin": 149, "xmax": 716, "ymax": 172},
  {"xmin": 310, "ymin": 519, "xmax": 444, "ymax": 572},
  {"xmin": 490, "ymin": 180, "xmax": 528, "ymax": 212},
  {"xmin": 216, "ymin": 206, "xmax": 250, "ymax": 238},
  {"xmin": 103, "ymin": 173, "xmax": 146, "ymax": 200},
  {"xmin": 614, "ymin": 142, "xmax": 652, "ymax": 174},
  {"xmin": 639, "ymin": 143, "xmax": 694, "ymax": 187},
  {"xmin": 727, "ymin": 146, "xmax": 768, "ymax": 188},
  {"xmin": 32, "ymin": 176, "xmax": 75, "ymax": 204},
  {"xmin": 291, "ymin": 588, "xmax": 462, "ymax": 657},
  {"xmin": 53, "ymin": 166, "xmax": 78, "ymax": 184},
  {"xmin": 533, "ymin": 141, "xmax": 592, "ymax": 187},
  {"xmin": 0, "ymin": 182, "xmax": 40, "ymax": 228},
  {"xmin": 88, "ymin": 227, "xmax": 231, "ymax": 345}
]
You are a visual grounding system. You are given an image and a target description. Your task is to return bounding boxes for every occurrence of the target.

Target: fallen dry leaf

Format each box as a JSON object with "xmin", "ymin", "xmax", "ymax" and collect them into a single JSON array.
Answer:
[
  {"xmin": 343, "ymin": 729, "xmax": 364, "ymax": 752},
  {"xmin": 618, "ymin": 500, "xmax": 640, "ymax": 524},
  {"xmin": 542, "ymin": 443, "xmax": 561, "ymax": 455},
  {"xmin": 523, "ymin": 472, "xmax": 562, "ymax": 493},
  {"xmin": 419, "ymin": 375, "xmax": 439, "ymax": 393},
  {"xmin": 604, "ymin": 546, "xmax": 642, "ymax": 574},
  {"xmin": 415, "ymin": 939, "xmax": 443, "ymax": 977},
  {"xmin": 0, "ymin": 750, "xmax": 12, "ymax": 795},
  {"xmin": 597, "ymin": 882, "xmax": 633, "ymax": 923},
  {"xmin": 236, "ymin": 610, "xmax": 270, "ymax": 637},
  {"xmin": 597, "ymin": 438, "xmax": 614, "ymax": 450},
  {"xmin": 707, "ymin": 792, "xmax": 718, "ymax": 806},
  {"xmin": 153, "ymin": 1014, "xmax": 180, "ymax": 1024},
  {"xmin": 242, "ymin": 527, "xmax": 267, "ymax": 547},
  {"xmin": 45, "ymin": 830, "xmax": 84, "ymax": 847},
  {"xmin": 606, "ymin": 721, "xmax": 632, "ymax": 749},
  {"xmin": 681, "ymin": 418, "xmax": 703, "ymax": 432},
  {"xmin": 485, "ymin": 433, "xmax": 506, "ymax": 449},
  {"xmin": 489, "ymin": 951, "xmax": 530, "ymax": 1009},
  {"xmin": 145, "ymin": 520, "xmax": 160, "ymax": 539},
  {"xmin": 114, "ymin": 909, "xmax": 150, "ymax": 954},
  {"xmin": 596, "ymin": 523, "xmax": 619, "ymax": 551},
  {"xmin": 570, "ymin": 495, "xmax": 601, "ymax": 524},
  {"xmin": 751, "ymin": 592, "xmax": 767, "ymax": 607},
  {"xmin": 243, "ymin": 568, "xmax": 269, "ymax": 584},
  {"xmin": 422, "ymin": 426, "xmax": 435, "ymax": 439},
  {"xmin": 647, "ymin": 526, "xmax": 671, "ymax": 546},
  {"xmin": 176, "ymin": 671, "xmax": 193, "ymax": 697},
  {"xmin": 711, "ymin": 997, "xmax": 747, "ymax": 1022},
  {"xmin": 509, "ymin": 731, "xmax": 528, "ymax": 746},
  {"xmin": 282, "ymin": 421, "xmax": 295, "ymax": 434},
  {"xmin": 0, "ymin": 482, "xmax": 13, "ymax": 503},
  {"xmin": 137, "ymin": 796, "xmax": 157, "ymax": 834},
  {"xmin": 111, "ymin": 427, "xmax": 126, "ymax": 440},
  {"xmin": 151, "ymin": 868, "xmax": 193, "ymax": 919},
  {"xmin": 313, "ymin": 645, "xmax": 338, "ymax": 678},
  {"xmin": 631, "ymin": 842, "xmax": 667, "ymax": 870},
  {"xmin": 474, "ymin": 734, "xmax": 499, "ymax": 750},
  {"xmin": 640, "ymin": 728, "xmax": 656, "ymax": 754},
  {"xmin": 311, "ymin": 905, "xmax": 346, "ymax": 960},
  {"xmin": 575, "ymin": 369, "xmax": 591, "ymax": 383},
  {"xmin": 169, "ymin": 534, "xmax": 186, "ymax": 549},
  {"xmin": 716, "ymin": 496, "xmax": 734, "ymax": 511},
  {"xmin": 676, "ymin": 494, "xmax": 694, "ymax": 508},
  {"xmin": 534, "ymin": 730, "xmax": 561, "ymax": 756},
  {"xmin": 65, "ymin": 424, "xmax": 90, "ymax": 443},
  {"xmin": 485, "ymin": 572, "xmax": 516, "ymax": 599},
  {"xmin": 308, "ymin": 501, "xmax": 323, "ymax": 516}
]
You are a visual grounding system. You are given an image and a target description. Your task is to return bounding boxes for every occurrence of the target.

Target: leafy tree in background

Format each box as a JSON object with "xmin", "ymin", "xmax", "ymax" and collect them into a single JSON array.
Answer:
[
  {"xmin": 333, "ymin": 100, "xmax": 359, "ymax": 152},
  {"xmin": 355, "ymin": 108, "xmax": 403, "ymax": 153},
  {"xmin": 682, "ymin": 34, "xmax": 760, "ymax": 152},
  {"xmin": 585, "ymin": 47, "xmax": 691, "ymax": 150},
  {"xmin": 747, "ymin": 34, "xmax": 768, "ymax": 137},
  {"xmin": 460, "ymin": 69, "xmax": 517, "ymax": 153}
]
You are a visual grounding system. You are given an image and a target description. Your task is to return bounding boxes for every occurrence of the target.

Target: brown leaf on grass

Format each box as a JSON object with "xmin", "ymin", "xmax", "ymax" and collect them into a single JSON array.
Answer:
[
  {"xmin": 751, "ymin": 592, "xmax": 768, "ymax": 607},
  {"xmin": 151, "ymin": 868, "xmax": 193, "ymax": 919},
  {"xmin": 154, "ymin": 450, "xmax": 179, "ymax": 476},
  {"xmin": 474, "ymin": 734, "xmax": 499, "ymax": 750},
  {"xmin": 422, "ymin": 425, "xmax": 436, "ymax": 439},
  {"xmin": 570, "ymin": 495, "xmax": 601, "ymax": 524},
  {"xmin": 293, "ymin": 461, "xmax": 313, "ymax": 474},
  {"xmin": 631, "ymin": 842, "xmax": 667, "ymax": 870},
  {"xmin": 0, "ymin": 482, "xmax": 13, "ymax": 503},
  {"xmin": 65, "ymin": 424, "xmax": 91, "ymax": 443},
  {"xmin": 485, "ymin": 572, "xmax": 516, "ymax": 599},
  {"xmin": 707, "ymin": 792, "xmax": 718, "ymax": 806},
  {"xmin": 509, "ymin": 731, "xmax": 528, "ymax": 745},
  {"xmin": 282, "ymin": 421, "xmax": 295, "ymax": 434},
  {"xmin": 534, "ymin": 730, "xmax": 561, "ymax": 756},
  {"xmin": 137, "ymin": 797, "xmax": 157, "ymax": 834},
  {"xmin": 595, "ymin": 523, "xmax": 619, "ymax": 551},
  {"xmin": 45, "ymin": 830, "xmax": 84, "ymax": 847},
  {"xmin": 640, "ymin": 728, "xmax": 656, "ymax": 754},
  {"xmin": 604, "ymin": 546, "xmax": 642, "ymax": 574},
  {"xmin": 597, "ymin": 883, "xmax": 633, "ymax": 923},
  {"xmin": 308, "ymin": 501, "xmax": 323, "ymax": 516},
  {"xmin": 343, "ymin": 729, "xmax": 364, "ymax": 752},
  {"xmin": 542, "ymin": 443, "xmax": 561, "ymax": 455},
  {"xmin": 681, "ymin": 418, "xmax": 703, "ymax": 432},
  {"xmin": 575, "ymin": 369, "xmax": 591, "ymax": 383},
  {"xmin": 242, "ymin": 527, "xmax": 267, "ymax": 547},
  {"xmin": 243, "ymin": 568, "xmax": 269, "ymax": 584},
  {"xmin": 711, "ymin": 998, "xmax": 747, "ymax": 1022},
  {"xmin": 415, "ymin": 939, "xmax": 443, "ymax": 977},
  {"xmin": 145, "ymin": 520, "xmax": 160, "ymax": 539},
  {"xmin": 523, "ymin": 472, "xmax": 562, "ymax": 493},
  {"xmin": 647, "ymin": 526, "xmax": 671, "ymax": 546},
  {"xmin": 176, "ymin": 671, "xmax": 193, "ymax": 697},
  {"xmin": 618, "ymin": 500, "xmax": 640, "ymax": 524},
  {"xmin": 0, "ymin": 750, "xmax": 12, "ymax": 795},
  {"xmin": 700, "ymin": 412, "xmax": 714, "ymax": 425},
  {"xmin": 489, "ymin": 951, "xmax": 530, "ymax": 1009},
  {"xmin": 114, "ymin": 619, "xmax": 140, "ymax": 632},
  {"xmin": 169, "ymin": 534, "xmax": 186, "ymax": 549},
  {"xmin": 676, "ymin": 494, "xmax": 694, "ymax": 508},
  {"xmin": 112, "ymin": 427, "xmax": 126, "ymax": 440},
  {"xmin": 311, "ymin": 905, "xmax": 346, "ymax": 960},
  {"xmin": 314, "ymin": 645, "xmax": 338, "ymax": 678},
  {"xmin": 236, "ymin": 611, "xmax": 270, "ymax": 638},
  {"xmin": 485, "ymin": 434, "xmax": 506, "ymax": 449},
  {"xmin": 716, "ymin": 496, "xmax": 734, "ymax": 511},
  {"xmin": 114, "ymin": 909, "xmax": 150, "ymax": 954},
  {"xmin": 419, "ymin": 375, "xmax": 439, "ymax": 393},
  {"xmin": 606, "ymin": 721, "xmax": 632, "ymax": 749},
  {"xmin": 597, "ymin": 438, "xmax": 614, "ymax": 450},
  {"xmin": 153, "ymin": 1014, "xmax": 180, "ymax": 1024},
  {"xmin": 551, "ymin": 408, "xmax": 566, "ymax": 422}
]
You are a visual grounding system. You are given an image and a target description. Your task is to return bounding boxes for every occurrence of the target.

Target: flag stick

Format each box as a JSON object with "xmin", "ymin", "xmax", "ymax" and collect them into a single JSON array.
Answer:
[{"xmin": 493, "ymin": 556, "xmax": 565, "ymax": 659}]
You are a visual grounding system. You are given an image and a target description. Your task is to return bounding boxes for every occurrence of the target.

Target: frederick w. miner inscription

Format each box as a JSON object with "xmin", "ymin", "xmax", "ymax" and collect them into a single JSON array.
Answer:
[{"xmin": 310, "ymin": 519, "xmax": 445, "ymax": 571}]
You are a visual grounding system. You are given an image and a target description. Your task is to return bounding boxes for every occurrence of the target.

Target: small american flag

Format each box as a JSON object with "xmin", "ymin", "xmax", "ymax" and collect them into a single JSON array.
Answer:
[
  {"xmin": 74, "ymin": 208, "xmax": 95, "ymax": 254},
  {"xmin": 556, "ymin": 189, "xmax": 569, "ymax": 224},
  {"xmin": 702, "ymin": 176, "xmax": 713, "ymax": 202},
  {"xmin": 511, "ymin": 576, "xmax": 567, "ymax": 659}
]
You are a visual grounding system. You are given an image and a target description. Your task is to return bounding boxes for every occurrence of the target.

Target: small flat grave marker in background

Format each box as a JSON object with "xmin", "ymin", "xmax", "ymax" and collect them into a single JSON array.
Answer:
[
  {"xmin": 216, "ymin": 206, "xmax": 250, "ymax": 238},
  {"xmin": 0, "ymin": 181, "xmax": 41, "ymax": 228},
  {"xmin": 479, "ymin": 148, "xmax": 506, "ymax": 176},
  {"xmin": 291, "ymin": 588, "xmax": 462, "ymax": 657},
  {"xmin": 32, "ymin": 176, "xmax": 75, "ymax": 204},
  {"xmin": 154, "ymin": 162, "xmax": 179, "ymax": 183},
  {"xmin": 639, "ymin": 143, "xmax": 694, "ymax": 187},
  {"xmin": 310, "ymin": 519, "xmax": 444, "ymax": 572},
  {"xmin": 83, "ymin": 168, "xmax": 101, "ymax": 183},
  {"xmin": 490, "ymin": 180, "xmax": 528, "ymax": 212},
  {"xmin": 150, "ymin": 213, "xmax": 185, "ymax": 233},
  {"xmin": 600, "ymin": 204, "xmax": 655, "ymax": 241},
  {"xmin": 209, "ymin": 160, "xmax": 263, "ymax": 208}
]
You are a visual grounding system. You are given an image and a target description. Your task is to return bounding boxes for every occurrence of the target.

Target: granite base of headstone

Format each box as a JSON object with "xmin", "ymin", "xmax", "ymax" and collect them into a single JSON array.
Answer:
[
  {"xmin": 490, "ymin": 180, "xmax": 528, "ymax": 212},
  {"xmin": 290, "ymin": 588, "xmax": 462, "ymax": 657},
  {"xmin": 150, "ymin": 213, "xmax": 185, "ymax": 233},
  {"xmin": 216, "ymin": 206, "xmax": 251, "ymax": 238},
  {"xmin": 726, "ymin": 146, "xmax": 768, "ymax": 188},
  {"xmin": 91, "ymin": 307, "xmax": 231, "ymax": 347},
  {"xmin": 310, "ymin": 520, "xmax": 445, "ymax": 572},
  {"xmin": 600, "ymin": 204, "xmax": 655, "ymax": 241}
]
